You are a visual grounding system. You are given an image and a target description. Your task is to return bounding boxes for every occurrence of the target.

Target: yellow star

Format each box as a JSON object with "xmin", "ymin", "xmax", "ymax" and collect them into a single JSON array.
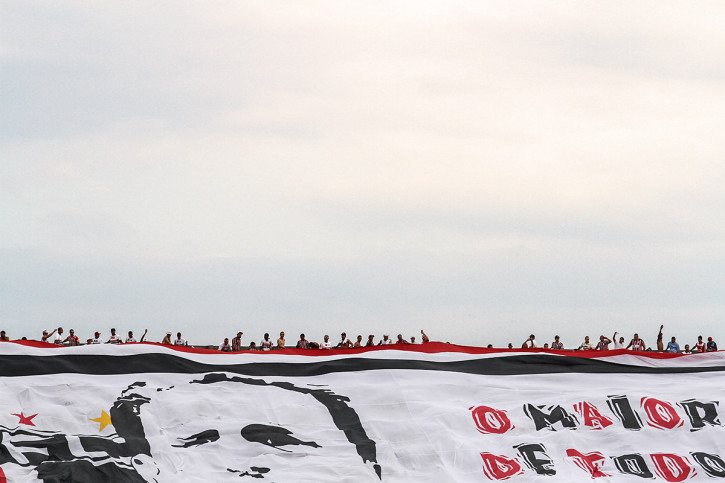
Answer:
[{"xmin": 90, "ymin": 410, "xmax": 113, "ymax": 431}]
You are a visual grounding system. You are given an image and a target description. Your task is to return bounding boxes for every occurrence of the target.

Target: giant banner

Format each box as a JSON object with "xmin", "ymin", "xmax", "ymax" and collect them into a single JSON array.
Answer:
[{"xmin": 1, "ymin": 342, "xmax": 724, "ymax": 481}]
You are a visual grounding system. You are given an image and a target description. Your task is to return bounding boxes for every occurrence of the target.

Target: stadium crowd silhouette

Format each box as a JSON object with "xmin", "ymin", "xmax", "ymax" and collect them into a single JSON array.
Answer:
[{"xmin": 0, "ymin": 325, "xmax": 718, "ymax": 353}]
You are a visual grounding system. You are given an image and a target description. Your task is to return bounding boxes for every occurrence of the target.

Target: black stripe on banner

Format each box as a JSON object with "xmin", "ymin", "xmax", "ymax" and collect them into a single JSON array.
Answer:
[{"xmin": 1, "ymin": 353, "xmax": 724, "ymax": 377}]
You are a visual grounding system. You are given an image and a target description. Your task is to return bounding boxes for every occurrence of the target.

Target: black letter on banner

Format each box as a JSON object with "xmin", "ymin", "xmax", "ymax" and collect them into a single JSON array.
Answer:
[
  {"xmin": 514, "ymin": 443, "xmax": 556, "ymax": 476},
  {"xmin": 611, "ymin": 454, "xmax": 654, "ymax": 479},
  {"xmin": 607, "ymin": 395, "xmax": 643, "ymax": 430},
  {"xmin": 678, "ymin": 399, "xmax": 721, "ymax": 431},
  {"xmin": 523, "ymin": 404, "xmax": 578, "ymax": 431},
  {"xmin": 691, "ymin": 452, "xmax": 725, "ymax": 477}
]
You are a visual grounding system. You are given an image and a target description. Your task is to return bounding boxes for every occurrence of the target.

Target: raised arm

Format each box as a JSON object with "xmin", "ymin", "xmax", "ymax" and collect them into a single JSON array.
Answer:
[{"xmin": 42, "ymin": 328, "xmax": 57, "ymax": 342}]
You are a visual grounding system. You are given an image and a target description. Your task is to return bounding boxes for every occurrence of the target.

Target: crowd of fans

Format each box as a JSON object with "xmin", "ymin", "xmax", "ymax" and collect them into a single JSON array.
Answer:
[
  {"xmin": 0, "ymin": 325, "xmax": 718, "ymax": 354},
  {"xmin": 0, "ymin": 327, "xmax": 432, "ymax": 350},
  {"xmin": 27, "ymin": 327, "xmax": 150, "ymax": 346},
  {"xmin": 216, "ymin": 330, "xmax": 432, "ymax": 351},
  {"xmin": 513, "ymin": 325, "xmax": 718, "ymax": 353}
]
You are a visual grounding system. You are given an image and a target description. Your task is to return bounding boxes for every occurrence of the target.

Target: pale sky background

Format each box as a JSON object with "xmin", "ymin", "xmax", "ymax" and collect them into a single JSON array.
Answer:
[{"xmin": 2, "ymin": 1, "xmax": 724, "ymax": 348}]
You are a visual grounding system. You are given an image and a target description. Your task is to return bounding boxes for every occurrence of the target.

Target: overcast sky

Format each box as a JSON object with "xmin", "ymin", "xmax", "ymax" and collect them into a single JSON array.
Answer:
[{"xmin": 2, "ymin": 1, "xmax": 724, "ymax": 348}]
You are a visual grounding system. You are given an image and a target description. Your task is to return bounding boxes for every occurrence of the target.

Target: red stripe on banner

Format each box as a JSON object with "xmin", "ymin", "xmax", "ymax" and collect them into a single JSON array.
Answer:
[
  {"xmin": 3, "ymin": 339, "xmax": 708, "ymax": 359},
  {"xmin": 9, "ymin": 340, "xmax": 63, "ymax": 349}
]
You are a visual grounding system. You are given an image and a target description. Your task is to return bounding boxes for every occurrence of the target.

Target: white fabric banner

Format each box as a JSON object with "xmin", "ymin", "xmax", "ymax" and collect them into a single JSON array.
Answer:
[{"xmin": 0, "ymin": 343, "xmax": 724, "ymax": 482}]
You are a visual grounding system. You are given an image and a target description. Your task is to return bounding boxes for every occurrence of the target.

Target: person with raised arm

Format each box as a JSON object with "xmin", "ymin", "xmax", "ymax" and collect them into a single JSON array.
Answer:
[
  {"xmin": 41, "ymin": 328, "xmax": 56, "ymax": 342},
  {"xmin": 595, "ymin": 335, "xmax": 611, "ymax": 351},
  {"xmin": 521, "ymin": 334, "xmax": 536, "ymax": 349},
  {"xmin": 125, "ymin": 329, "xmax": 147, "ymax": 343},
  {"xmin": 613, "ymin": 332, "xmax": 625, "ymax": 349}
]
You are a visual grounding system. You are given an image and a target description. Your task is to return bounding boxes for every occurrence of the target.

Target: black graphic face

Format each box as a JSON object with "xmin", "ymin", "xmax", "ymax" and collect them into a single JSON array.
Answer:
[
  {"xmin": 138, "ymin": 374, "xmax": 381, "ymax": 481},
  {"xmin": 0, "ymin": 374, "xmax": 382, "ymax": 482}
]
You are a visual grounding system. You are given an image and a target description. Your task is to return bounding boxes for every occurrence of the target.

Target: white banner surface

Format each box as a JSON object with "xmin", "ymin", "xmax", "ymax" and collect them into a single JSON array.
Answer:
[{"xmin": 1, "ymin": 343, "xmax": 724, "ymax": 482}]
